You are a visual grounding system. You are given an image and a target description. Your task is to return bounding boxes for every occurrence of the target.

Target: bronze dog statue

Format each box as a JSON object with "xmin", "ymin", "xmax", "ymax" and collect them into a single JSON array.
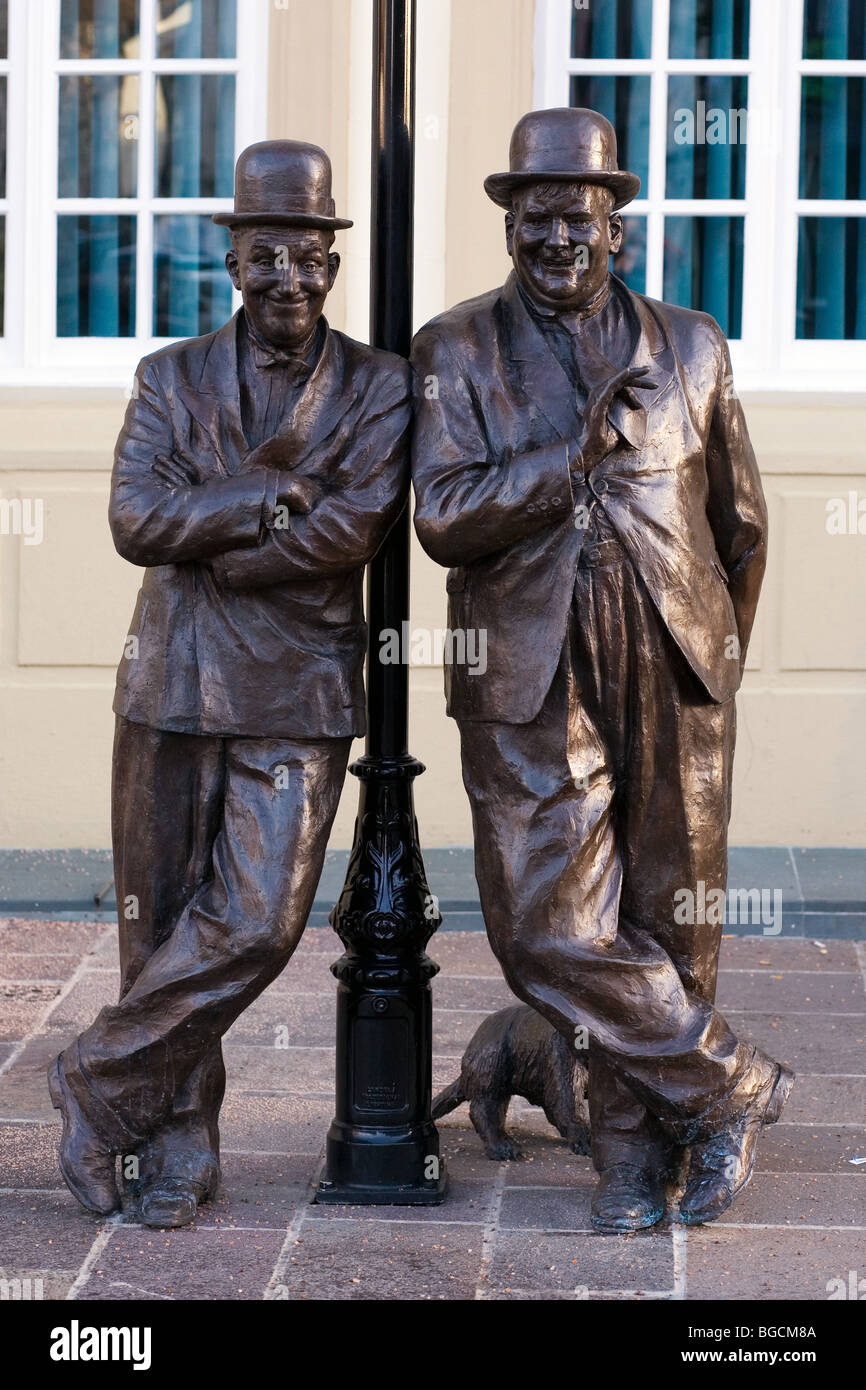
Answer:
[{"xmin": 433, "ymin": 1004, "xmax": 591, "ymax": 1160}]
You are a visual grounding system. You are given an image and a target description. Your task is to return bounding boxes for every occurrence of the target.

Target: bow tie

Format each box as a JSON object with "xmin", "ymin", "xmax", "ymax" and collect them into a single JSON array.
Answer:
[
  {"xmin": 244, "ymin": 318, "xmax": 321, "ymax": 375},
  {"xmin": 247, "ymin": 339, "xmax": 313, "ymax": 374}
]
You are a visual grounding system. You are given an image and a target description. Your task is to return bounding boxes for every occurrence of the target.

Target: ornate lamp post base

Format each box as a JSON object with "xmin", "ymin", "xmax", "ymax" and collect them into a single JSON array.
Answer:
[{"xmin": 316, "ymin": 756, "xmax": 446, "ymax": 1205}]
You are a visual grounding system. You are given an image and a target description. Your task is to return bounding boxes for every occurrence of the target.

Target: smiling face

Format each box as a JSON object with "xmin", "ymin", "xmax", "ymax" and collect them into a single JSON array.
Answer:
[
  {"xmin": 505, "ymin": 181, "xmax": 622, "ymax": 313},
  {"xmin": 226, "ymin": 224, "xmax": 339, "ymax": 349}
]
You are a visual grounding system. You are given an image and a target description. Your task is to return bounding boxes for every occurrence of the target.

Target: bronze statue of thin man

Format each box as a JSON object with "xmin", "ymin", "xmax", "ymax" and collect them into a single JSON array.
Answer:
[
  {"xmin": 411, "ymin": 108, "xmax": 793, "ymax": 1229},
  {"xmin": 48, "ymin": 142, "xmax": 409, "ymax": 1228}
]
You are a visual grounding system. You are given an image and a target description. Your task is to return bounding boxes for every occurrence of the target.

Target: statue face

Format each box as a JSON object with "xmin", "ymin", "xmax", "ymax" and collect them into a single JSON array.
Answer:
[
  {"xmin": 226, "ymin": 225, "xmax": 339, "ymax": 348},
  {"xmin": 506, "ymin": 182, "xmax": 622, "ymax": 312}
]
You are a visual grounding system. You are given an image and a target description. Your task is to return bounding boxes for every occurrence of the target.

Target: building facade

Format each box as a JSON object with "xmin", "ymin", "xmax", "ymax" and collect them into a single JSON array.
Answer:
[{"xmin": 0, "ymin": 0, "xmax": 864, "ymax": 849}]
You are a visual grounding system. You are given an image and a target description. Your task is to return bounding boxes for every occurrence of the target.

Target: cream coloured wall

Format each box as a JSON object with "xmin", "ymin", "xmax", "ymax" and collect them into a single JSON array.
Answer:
[{"xmin": 0, "ymin": 0, "xmax": 863, "ymax": 850}]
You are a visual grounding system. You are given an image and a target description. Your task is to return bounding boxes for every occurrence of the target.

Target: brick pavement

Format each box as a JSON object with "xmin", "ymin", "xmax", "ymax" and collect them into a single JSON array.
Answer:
[{"xmin": 0, "ymin": 920, "xmax": 864, "ymax": 1301}]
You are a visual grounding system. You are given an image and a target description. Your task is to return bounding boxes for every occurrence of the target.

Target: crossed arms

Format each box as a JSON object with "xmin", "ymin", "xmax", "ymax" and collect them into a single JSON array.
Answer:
[{"xmin": 110, "ymin": 356, "xmax": 410, "ymax": 589}]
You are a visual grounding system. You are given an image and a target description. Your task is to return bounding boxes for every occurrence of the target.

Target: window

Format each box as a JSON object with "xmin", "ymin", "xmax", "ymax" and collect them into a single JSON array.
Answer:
[
  {"xmin": 1, "ymin": 0, "xmax": 267, "ymax": 384},
  {"xmin": 535, "ymin": 0, "xmax": 866, "ymax": 390}
]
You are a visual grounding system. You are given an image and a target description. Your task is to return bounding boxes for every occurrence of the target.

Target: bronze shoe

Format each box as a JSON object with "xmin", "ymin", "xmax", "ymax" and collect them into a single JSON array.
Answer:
[
  {"xmin": 678, "ymin": 1062, "xmax": 794, "ymax": 1225},
  {"xmin": 48, "ymin": 1057, "xmax": 120, "ymax": 1216},
  {"xmin": 137, "ymin": 1177, "xmax": 204, "ymax": 1229},
  {"xmin": 591, "ymin": 1162, "xmax": 667, "ymax": 1231}
]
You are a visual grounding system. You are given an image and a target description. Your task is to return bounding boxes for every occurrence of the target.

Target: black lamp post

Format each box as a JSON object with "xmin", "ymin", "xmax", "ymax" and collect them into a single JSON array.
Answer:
[{"xmin": 316, "ymin": 0, "xmax": 446, "ymax": 1206}]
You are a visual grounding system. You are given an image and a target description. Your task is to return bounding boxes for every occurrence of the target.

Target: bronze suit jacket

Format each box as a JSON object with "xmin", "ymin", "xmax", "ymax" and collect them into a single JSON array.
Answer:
[
  {"xmin": 111, "ymin": 310, "xmax": 409, "ymax": 738},
  {"xmin": 410, "ymin": 273, "xmax": 766, "ymax": 723}
]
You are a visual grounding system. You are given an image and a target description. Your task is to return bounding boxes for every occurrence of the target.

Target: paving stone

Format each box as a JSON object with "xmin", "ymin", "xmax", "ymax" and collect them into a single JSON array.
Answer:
[
  {"xmin": 276, "ymin": 1217, "xmax": 484, "ymax": 1300},
  {"xmin": 0, "ymin": 954, "xmax": 82, "ymax": 983},
  {"xmin": 727, "ymin": 847, "xmax": 802, "ymax": 905},
  {"xmin": 684, "ymin": 1225, "xmax": 866, "ymax": 1300},
  {"xmin": 223, "ymin": 1043, "xmax": 334, "ymax": 1095},
  {"xmin": 0, "ymin": 1269, "xmax": 79, "ymax": 1299},
  {"xmin": 728, "ymin": 1011, "xmax": 866, "ymax": 1072},
  {"xmin": 202, "ymin": 1152, "xmax": 315, "ymax": 1229},
  {"xmin": 0, "ymin": 1036, "xmax": 60, "ymax": 1121},
  {"xmin": 0, "ymin": 919, "xmax": 108, "ymax": 955},
  {"xmin": 219, "ymin": 1094, "xmax": 332, "ymax": 1155},
  {"xmin": 792, "ymin": 848, "xmax": 866, "ymax": 911},
  {"xmin": 755, "ymin": 1124, "xmax": 866, "ymax": 1173},
  {"xmin": 503, "ymin": 1135, "xmax": 595, "ymax": 1187},
  {"xmin": 308, "ymin": 1153, "xmax": 495, "ymax": 1224},
  {"xmin": 225, "ymin": 992, "xmax": 334, "ymax": 1047},
  {"xmin": 716, "ymin": 970, "xmax": 865, "ymax": 1014},
  {"xmin": 714, "ymin": 1173, "xmax": 866, "ymax": 1228},
  {"xmin": 432, "ymin": 975, "xmax": 516, "ymax": 1011},
  {"xmin": 785, "ymin": 1075, "xmax": 866, "ymax": 1125},
  {"xmin": 488, "ymin": 1227, "xmax": 674, "ymax": 1295},
  {"xmin": 258, "ymin": 953, "xmax": 337, "ymax": 994},
  {"xmin": 0, "ymin": 985, "xmax": 60, "ymax": 1042},
  {"xmin": 0, "ymin": 1120, "xmax": 63, "ymax": 1188},
  {"xmin": 427, "ymin": 931, "xmax": 500, "ymax": 975},
  {"xmin": 433, "ymin": 1008, "xmax": 491, "ymax": 1053},
  {"xmin": 75, "ymin": 1224, "xmax": 287, "ymax": 1301},
  {"xmin": 499, "ymin": 1183, "xmax": 599, "ymax": 1233},
  {"xmin": 0, "ymin": 1190, "xmax": 100, "ymax": 1272},
  {"xmin": 717, "ymin": 937, "xmax": 860, "ymax": 970},
  {"xmin": 38, "ymin": 973, "xmax": 118, "ymax": 1039},
  {"xmin": 801, "ymin": 912, "xmax": 866, "ymax": 939},
  {"xmin": 290, "ymin": 927, "xmax": 339, "ymax": 958}
]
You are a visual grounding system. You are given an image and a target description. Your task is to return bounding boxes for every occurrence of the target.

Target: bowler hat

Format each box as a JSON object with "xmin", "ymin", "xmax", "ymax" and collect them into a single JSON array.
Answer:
[
  {"xmin": 213, "ymin": 140, "xmax": 353, "ymax": 231},
  {"xmin": 484, "ymin": 108, "xmax": 640, "ymax": 212}
]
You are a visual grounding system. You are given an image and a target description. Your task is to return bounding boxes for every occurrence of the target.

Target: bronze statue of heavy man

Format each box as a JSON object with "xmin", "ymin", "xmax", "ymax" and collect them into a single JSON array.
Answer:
[
  {"xmin": 411, "ymin": 108, "xmax": 793, "ymax": 1229},
  {"xmin": 49, "ymin": 142, "xmax": 409, "ymax": 1228}
]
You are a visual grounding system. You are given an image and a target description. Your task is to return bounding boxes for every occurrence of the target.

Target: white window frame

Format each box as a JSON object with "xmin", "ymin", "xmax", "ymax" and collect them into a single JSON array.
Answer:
[
  {"xmin": 0, "ymin": 0, "xmax": 269, "ymax": 387},
  {"xmin": 534, "ymin": 0, "xmax": 866, "ymax": 392}
]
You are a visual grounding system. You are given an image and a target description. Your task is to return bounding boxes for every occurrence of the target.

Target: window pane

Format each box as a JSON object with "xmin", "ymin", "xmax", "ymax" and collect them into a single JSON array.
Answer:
[
  {"xmin": 669, "ymin": 0, "xmax": 750, "ymax": 60},
  {"xmin": 612, "ymin": 216, "xmax": 646, "ymax": 293},
  {"xmin": 0, "ymin": 218, "xmax": 5, "ymax": 336},
  {"xmin": 803, "ymin": 0, "xmax": 866, "ymax": 60},
  {"xmin": 59, "ymin": 76, "xmax": 139, "ymax": 198},
  {"xmin": 57, "ymin": 215, "xmax": 136, "ymax": 336},
  {"xmin": 153, "ymin": 215, "xmax": 232, "ymax": 337},
  {"xmin": 663, "ymin": 216, "xmax": 744, "ymax": 337},
  {"xmin": 797, "ymin": 217, "xmax": 866, "ymax": 338},
  {"xmin": 155, "ymin": 74, "xmax": 235, "ymax": 197},
  {"xmin": 60, "ymin": 0, "xmax": 140, "ymax": 60},
  {"xmin": 800, "ymin": 78, "xmax": 866, "ymax": 200},
  {"xmin": 667, "ymin": 76, "xmax": 748, "ymax": 199},
  {"xmin": 0, "ymin": 1, "xmax": 7, "ymax": 60},
  {"xmin": 569, "ymin": 76, "xmax": 650, "ymax": 190},
  {"xmin": 157, "ymin": 0, "xmax": 237, "ymax": 58},
  {"xmin": 571, "ymin": 0, "xmax": 651, "ymax": 59}
]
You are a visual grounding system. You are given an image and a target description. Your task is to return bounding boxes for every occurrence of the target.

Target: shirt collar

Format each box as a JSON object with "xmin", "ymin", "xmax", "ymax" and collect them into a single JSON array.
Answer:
[{"xmin": 242, "ymin": 311, "xmax": 325, "ymax": 374}]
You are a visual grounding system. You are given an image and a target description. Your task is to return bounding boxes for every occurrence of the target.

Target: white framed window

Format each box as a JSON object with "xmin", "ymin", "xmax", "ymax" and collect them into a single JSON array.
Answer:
[
  {"xmin": 1, "ymin": 0, "xmax": 268, "ymax": 386},
  {"xmin": 535, "ymin": 0, "xmax": 866, "ymax": 391}
]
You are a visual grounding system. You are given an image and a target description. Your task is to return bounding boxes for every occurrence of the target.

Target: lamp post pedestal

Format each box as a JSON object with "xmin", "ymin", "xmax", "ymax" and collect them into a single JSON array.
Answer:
[{"xmin": 317, "ymin": 756, "xmax": 445, "ymax": 1205}]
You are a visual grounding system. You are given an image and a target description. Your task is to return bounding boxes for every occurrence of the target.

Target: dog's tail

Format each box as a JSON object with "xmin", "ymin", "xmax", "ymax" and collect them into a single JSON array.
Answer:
[{"xmin": 431, "ymin": 1076, "xmax": 465, "ymax": 1120}]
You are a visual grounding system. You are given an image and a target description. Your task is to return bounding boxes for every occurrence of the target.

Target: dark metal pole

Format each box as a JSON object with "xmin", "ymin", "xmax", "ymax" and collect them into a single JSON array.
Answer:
[{"xmin": 317, "ymin": 0, "xmax": 446, "ymax": 1206}]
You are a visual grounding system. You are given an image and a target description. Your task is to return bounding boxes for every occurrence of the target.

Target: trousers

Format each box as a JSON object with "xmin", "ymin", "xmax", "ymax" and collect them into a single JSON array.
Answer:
[
  {"xmin": 457, "ymin": 535, "xmax": 747, "ymax": 1152},
  {"xmin": 65, "ymin": 716, "xmax": 350, "ymax": 1151}
]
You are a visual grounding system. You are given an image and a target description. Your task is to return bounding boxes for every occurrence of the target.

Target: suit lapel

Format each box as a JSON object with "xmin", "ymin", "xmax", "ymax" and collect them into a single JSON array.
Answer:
[
  {"xmin": 605, "ymin": 279, "xmax": 677, "ymax": 450},
  {"xmin": 502, "ymin": 274, "xmax": 582, "ymax": 444},
  {"xmin": 270, "ymin": 320, "xmax": 342, "ymax": 463},
  {"xmin": 176, "ymin": 312, "xmax": 247, "ymax": 475},
  {"xmin": 501, "ymin": 272, "xmax": 678, "ymax": 454}
]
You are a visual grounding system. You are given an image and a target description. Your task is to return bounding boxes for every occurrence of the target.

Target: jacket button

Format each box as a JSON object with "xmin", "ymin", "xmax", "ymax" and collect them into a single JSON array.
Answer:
[
  {"xmin": 527, "ymin": 502, "xmax": 536, "ymax": 512},
  {"xmin": 552, "ymin": 496, "xmax": 562, "ymax": 506},
  {"xmin": 539, "ymin": 500, "xmax": 548, "ymax": 511},
  {"xmin": 595, "ymin": 479, "xmax": 608, "ymax": 496}
]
